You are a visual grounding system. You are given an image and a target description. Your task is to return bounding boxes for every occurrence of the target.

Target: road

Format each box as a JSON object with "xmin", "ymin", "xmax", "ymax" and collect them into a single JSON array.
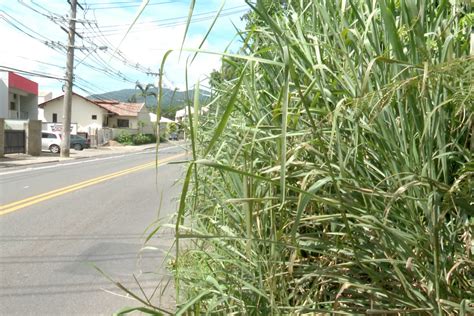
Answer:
[{"xmin": 0, "ymin": 145, "xmax": 186, "ymax": 315}]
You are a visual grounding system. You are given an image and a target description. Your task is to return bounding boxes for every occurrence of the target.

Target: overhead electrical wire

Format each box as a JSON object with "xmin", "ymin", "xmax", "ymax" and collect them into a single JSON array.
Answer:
[
  {"xmin": 5, "ymin": 0, "xmax": 248, "ymax": 97},
  {"xmin": 85, "ymin": 0, "xmax": 174, "ymax": 10},
  {"xmin": 0, "ymin": 65, "xmax": 64, "ymax": 81},
  {"xmin": 79, "ymin": 5, "xmax": 248, "ymax": 29}
]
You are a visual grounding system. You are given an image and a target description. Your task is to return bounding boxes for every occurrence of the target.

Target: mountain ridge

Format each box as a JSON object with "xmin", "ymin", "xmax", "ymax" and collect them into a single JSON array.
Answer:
[{"xmin": 89, "ymin": 87, "xmax": 209, "ymax": 111}]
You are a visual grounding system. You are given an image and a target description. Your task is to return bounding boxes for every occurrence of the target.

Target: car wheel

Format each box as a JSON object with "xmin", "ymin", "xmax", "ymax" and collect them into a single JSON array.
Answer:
[
  {"xmin": 50, "ymin": 144, "xmax": 60, "ymax": 153},
  {"xmin": 73, "ymin": 143, "xmax": 83, "ymax": 151}
]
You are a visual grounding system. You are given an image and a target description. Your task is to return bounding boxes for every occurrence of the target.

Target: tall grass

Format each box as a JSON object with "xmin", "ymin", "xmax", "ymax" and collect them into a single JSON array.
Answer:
[{"xmin": 159, "ymin": 0, "xmax": 474, "ymax": 314}]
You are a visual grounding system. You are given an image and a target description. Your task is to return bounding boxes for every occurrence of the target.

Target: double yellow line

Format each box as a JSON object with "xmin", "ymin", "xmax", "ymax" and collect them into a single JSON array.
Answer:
[{"xmin": 0, "ymin": 153, "xmax": 184, "ymax": 216}]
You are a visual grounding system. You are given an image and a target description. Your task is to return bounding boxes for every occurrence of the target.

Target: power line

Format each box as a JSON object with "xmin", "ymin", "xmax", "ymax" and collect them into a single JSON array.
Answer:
[
  {"xmin": 82, "ymin": 5, "xmax": 248, "ymax": 29},
  {"xmin": 86, "ymin": 0, "xmax": 173, "ymax": 10},
  {"xmin": 0, "ymin": 65, "xmax": 64, "ymax": 80},
  {"xmin": 80, "ymin": 9, "xmax": 248, "ymax": 37}
]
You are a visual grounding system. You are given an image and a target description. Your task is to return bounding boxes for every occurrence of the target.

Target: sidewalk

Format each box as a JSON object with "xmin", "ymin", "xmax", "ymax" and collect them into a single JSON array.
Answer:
[{"xmin": 0, "ymin": 141, "xmax": 185, "ymax": 169}]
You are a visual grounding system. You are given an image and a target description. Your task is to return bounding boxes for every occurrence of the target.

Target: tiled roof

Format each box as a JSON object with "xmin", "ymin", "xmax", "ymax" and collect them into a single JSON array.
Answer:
[
  {"xmin": 39, "ymin": 92, "xmax": 145, "ymax": 117},
  {"xmin": 94, "ymin": 100, "xmax": 144, "ymax": 117}
]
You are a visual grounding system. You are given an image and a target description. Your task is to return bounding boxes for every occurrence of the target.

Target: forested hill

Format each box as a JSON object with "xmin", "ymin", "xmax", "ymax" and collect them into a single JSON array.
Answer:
[{"xmin": 89, "ymin": 88, "xmax": 210, "ymax": 111}]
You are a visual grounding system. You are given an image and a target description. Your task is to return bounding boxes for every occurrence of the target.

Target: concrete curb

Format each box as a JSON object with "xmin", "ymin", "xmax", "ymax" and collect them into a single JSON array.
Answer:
[{"xmin": 0, "ymin": 141, "xmax": 185, "ymax": 169}]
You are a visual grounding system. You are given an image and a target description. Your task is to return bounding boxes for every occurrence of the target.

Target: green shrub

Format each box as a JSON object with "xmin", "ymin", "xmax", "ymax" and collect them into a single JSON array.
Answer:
[
  {"xmin": 115, "ymin": 131, "xmax": 132, "ymax": 144},
  {"xmin": 132, "ymin": 133, "xmax": 156, "ymax": 145}
]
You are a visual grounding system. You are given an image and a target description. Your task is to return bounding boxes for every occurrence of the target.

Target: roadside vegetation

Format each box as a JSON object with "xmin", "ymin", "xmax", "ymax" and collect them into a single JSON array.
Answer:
[
  {"xmin": 115, "ymin": 131, "xmax": 157, "ymax": 145},
  {"xmin": 116, "ymin": 0, "xmax": 473, "ymax": 314},
  {"xmin": 162, "ymin": 0, "xmax": 474, "ymax": 314}
]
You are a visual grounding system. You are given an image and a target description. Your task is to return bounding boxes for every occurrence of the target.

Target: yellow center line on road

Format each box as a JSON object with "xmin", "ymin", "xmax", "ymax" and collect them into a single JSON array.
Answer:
[{"xmin": 0, "ymin": 152, "xmax": 185, "ymax": 216}]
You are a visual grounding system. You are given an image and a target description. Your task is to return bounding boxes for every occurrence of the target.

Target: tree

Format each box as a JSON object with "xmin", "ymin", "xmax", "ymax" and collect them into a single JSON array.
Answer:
[
  {"xmin": 128, "ymin": 82, "xmax": 157, "ymax": 109},
  {"xmin": 130, "ymin": 82, "xmax": 162, "ymax": 143}
]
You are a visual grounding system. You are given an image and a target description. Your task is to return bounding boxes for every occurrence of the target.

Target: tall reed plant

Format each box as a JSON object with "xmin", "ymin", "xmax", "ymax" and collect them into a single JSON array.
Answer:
[{"xmin": 162, "ymin": 0, "xmax": 473, "ymax": 314}]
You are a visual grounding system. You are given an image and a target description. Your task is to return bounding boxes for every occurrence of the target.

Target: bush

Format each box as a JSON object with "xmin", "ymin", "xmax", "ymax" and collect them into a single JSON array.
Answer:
[
  {"xmin": 132, "ymin": 133, "xmax": 156, "ymax": 145},
  {"xmin": 115, "ymin": 131, "xmax": 132, "ymax": 144}
]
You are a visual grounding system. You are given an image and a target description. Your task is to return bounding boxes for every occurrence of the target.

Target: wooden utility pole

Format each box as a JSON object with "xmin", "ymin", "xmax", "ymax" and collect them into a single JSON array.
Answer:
[{"xmin": 61, "ymin": 0, "xmax": 78, "ymax": 157}]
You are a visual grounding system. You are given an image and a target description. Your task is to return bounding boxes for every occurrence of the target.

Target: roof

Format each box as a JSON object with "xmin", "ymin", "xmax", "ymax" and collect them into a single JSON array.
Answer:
[
  {"xmin": 39, "ymin": 93, "xmax": 145, "ymax": 117},
  {"xmin": 38, "ymin": 93, "xmax": 107, "ymax": 110},
  {"xmin": 8, "ymin": 72, "xmax": 38, "ymax": 95},
  {"xmin": 94, "ymin": 100, "xmax": 144, "ymax": 117}
]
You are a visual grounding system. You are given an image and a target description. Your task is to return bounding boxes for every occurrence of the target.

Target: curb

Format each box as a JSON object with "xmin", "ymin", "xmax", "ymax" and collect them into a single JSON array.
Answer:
[{"xmin": 0, "ymin": 142, "xmax": 185, "ymax": 169}]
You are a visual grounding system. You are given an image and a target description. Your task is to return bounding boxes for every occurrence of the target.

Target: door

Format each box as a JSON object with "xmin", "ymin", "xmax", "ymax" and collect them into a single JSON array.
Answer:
[{"xmin": 4, "ymin": 130, "xmax": 26, "ymax": 154}]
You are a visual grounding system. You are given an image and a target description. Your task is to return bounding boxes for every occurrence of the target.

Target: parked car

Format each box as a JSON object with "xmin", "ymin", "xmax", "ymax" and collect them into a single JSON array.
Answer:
[
  {"xmin": 41, "ymin": 132, "xmax": 90, "ymax": 153},
  {"xmin": 169, "ymin": 132, "xmax": 178, "ymax": 141}
]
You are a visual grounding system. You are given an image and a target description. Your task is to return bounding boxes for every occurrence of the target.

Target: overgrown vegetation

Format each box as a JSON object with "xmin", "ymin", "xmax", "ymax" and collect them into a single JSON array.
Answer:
[
  {"xmin": 164, "ymin": 0, "xmax": 474, "ymax": 314},
  {"xmin": 120, "ymin": 0, "xmax": 474, "ymax": 314}
]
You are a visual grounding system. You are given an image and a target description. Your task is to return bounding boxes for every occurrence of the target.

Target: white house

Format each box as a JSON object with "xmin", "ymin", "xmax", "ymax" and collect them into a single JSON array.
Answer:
[
  {"xmin": 37, "ymin": 91, "xmax": 53, "ymax": 122},
  {"xmin": 39, "ymin": 93, "xmax": 110, "ymax": 133},
  {"xmin": 0, "ymin": 71, "xmax": 38, "ymax": 120},
  {"xmin": 175, "ymin": 106, "xmax": 209, "ymax": 123},
  {"xmin": 39, "ymin": 93, "xmax": 154, "ymax": 143}
]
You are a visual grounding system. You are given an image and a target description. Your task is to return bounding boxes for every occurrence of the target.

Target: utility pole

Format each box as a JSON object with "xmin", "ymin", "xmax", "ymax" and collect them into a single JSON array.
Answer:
[{"xmin": 61, "ymin": 0, "xmax": 78, "ymax": 158}]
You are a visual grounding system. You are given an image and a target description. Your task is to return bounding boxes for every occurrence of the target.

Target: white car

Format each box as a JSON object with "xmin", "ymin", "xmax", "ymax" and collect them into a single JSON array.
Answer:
[
  {"xmin": 41, "ymin": 132, "xmax": 62, "ymax": 153},
  {"xmin": 41, "ymin": 132, "xmax": 89, "ymax": 153}
]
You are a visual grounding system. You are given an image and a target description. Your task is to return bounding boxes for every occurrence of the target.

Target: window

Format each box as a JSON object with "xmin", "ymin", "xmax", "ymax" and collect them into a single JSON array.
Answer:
[
  {"xmin": 92, "ymin": 115, "xmax": 97, "ymax": 120},
  {"xmin": 52, "ymin": 113, "xmax": 57, "ymax": 123},
  {"xmin": 42, "ymin": 133, "xmax": 57, "ymax": 139},
  {"xmin": 9, "ymin": 101, "xmax": 15, "ymax": 110},
  {"xmin": 117, "ymin": 119, "xmax": 129, "ymax": 128}
]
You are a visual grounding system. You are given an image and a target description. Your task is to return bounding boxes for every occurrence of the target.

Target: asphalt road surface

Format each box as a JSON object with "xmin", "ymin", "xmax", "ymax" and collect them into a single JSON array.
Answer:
[{"xmin": 0, "ymin": 145, "xmax": 186, "ymax": 315}]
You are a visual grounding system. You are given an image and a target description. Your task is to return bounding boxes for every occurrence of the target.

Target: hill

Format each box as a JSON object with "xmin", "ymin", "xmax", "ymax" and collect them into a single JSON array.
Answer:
[{"xmin": 89, "ymin": 87, "xmax": 210, "ymax": 117}]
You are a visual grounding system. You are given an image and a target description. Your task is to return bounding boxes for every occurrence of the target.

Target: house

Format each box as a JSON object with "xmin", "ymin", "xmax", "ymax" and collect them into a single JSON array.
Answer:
[
  {"xmin": 39, "ymin": 93, "xmax": 110, "ymax": 133},
  {"xmin": 149, "ymin": 113, "xmax": 174, "ymax": 136},
  {"xmin": 0, "ymin": 71, "xmax": 38, "ymax": 120},
  {"xmin": 0, "ymin": 71, "xmax": 41, "ymax": 156},
  {"xmin": 39, "ymin": 93, "xmax": 154, "ymax": 144},
  {"xmin": 37, "ymin": 91, "xmax": 53, "ymax": 122},
  {"xmin": 175, "ymin": 106, "xmax": 209, "ymax": 123},
  {"xmin": 94, "ymin": 100, "xmax": 153, "ymax": 133}
]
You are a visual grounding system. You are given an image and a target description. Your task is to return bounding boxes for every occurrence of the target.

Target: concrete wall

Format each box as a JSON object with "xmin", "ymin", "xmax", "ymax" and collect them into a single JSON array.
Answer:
[
  {"xmin": 0, "ymin": 72, "xmax": 8, "ymax": 119},
  {"xmin": 0, "ymin": 118, "xmax": 4, "ymax": 157},
  {"xmin": 25, "ymin": 120, "xmax": 41, "ymax": 156},
  {"xmin": 43, "ymin": 95, "xmax": 108, "ymax": 133},
  {"xmin": 5, "ymin": 119, "xmax": 27, "ymax": 130},
  {"xmin": 137, "ymin": 107, "xmax": 154, "ymax": 134},
  {"xmin": 1, "ymin": 119, "xmax": 40, "ymax": 156},
  {"xmin": 21, "ymin": 94, "xmax": 38, "ymax": 120}
]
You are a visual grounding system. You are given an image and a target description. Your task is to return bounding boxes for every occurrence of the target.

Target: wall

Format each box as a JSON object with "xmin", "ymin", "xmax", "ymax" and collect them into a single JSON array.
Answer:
[
  {"xmin": 4, "ymin": 119, "xmax": 27, "ymax": 130},
  {"xmin": 43, "ymin": 95, "xmax": 108, "ymax": 133},
  {"xmin": 25, "ymin": 120, "xmax": 41, "ymax": 156},
  {"xmin": 1, "ymin": 119, "xmax": 41, "ymax": 156},
  {"xmin": 137, "ymin": 106, "xmax": 154, "ymax": 134},
  {"xmin": 0, "ymin": 118, "xmax": 4, "ymax": 156},
  {"xmin": 0, "ymin": 72, "xmax": 8, "ymax": 118},
  {"xmin": 21, "ymin": 94, "xmax": 38, "ymax": 120}
]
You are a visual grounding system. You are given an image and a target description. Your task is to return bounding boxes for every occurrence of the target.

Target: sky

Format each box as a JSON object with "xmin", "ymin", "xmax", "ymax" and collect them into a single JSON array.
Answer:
[{"xmin": 0, "ymin": 0, "xmax": 249, "ymax": 98}]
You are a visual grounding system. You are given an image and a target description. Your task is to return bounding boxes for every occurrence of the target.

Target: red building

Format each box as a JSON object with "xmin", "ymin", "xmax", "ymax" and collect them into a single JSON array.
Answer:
[{"xmin": 0, "ymin": 71, "xmax": 39, "ymax": 120}]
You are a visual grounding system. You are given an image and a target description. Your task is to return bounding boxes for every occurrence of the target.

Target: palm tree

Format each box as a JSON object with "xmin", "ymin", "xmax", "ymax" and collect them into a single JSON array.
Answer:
[
  {"xmin": 129, "ymin": 82, "xmax": 157, "ymax": 109},
  {"xmin": 130, "ymin": 82, "xmax": 161, "ymax": 143}
]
